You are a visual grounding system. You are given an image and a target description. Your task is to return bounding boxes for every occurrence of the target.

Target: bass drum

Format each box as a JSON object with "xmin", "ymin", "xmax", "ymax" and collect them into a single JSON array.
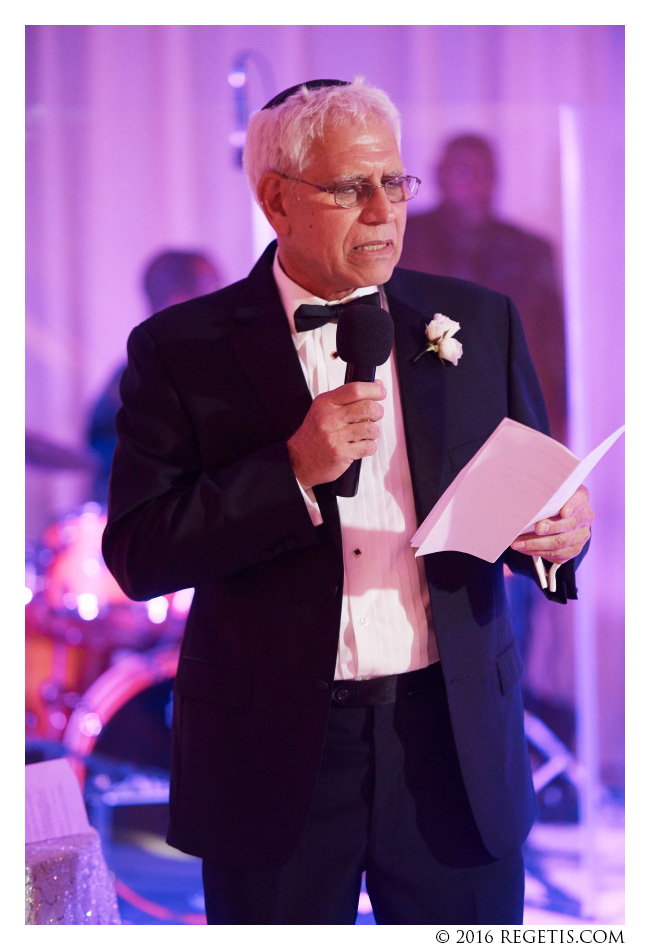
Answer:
[
  {"xmin": 25, "ymin": 596, "xmax": 113, "ymax": 741},
  {"xmin": 62, "ymin": 646, "xmax": 181, "ymax": 766},
  {"xmin": 27, "ymin": 503, "xmax": 190, "ymax": 742}
]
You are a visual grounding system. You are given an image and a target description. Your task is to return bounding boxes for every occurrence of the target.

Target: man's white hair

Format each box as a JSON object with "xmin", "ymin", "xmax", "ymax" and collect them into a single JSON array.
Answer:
[{"xmin": 243, "ymin": 77, "xmax": 402, "ymax": 201}]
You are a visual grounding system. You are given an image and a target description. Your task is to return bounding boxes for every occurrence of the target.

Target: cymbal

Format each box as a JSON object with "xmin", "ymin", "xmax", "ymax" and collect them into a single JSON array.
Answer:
[{"xmin": 25, "ymin": 432, "xmax": 96, "ymax": 472}]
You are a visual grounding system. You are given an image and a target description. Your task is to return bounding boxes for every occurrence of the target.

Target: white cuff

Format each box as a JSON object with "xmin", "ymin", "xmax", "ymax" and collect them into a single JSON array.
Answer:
[{"xmin": 297, "ymin": 481, "xmax": 324, "ymax": 527}]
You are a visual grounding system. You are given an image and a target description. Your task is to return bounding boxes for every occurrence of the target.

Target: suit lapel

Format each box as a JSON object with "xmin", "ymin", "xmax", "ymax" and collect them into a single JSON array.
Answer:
[
  {"xmin": 228, "ymin": 244, "xmax": 342, "ymax": 546},
  {"xmin": 228, "ymin": 245, "xmax": 313, "ymax": 441},
  {"xmin": 386, "ymin": 273, "xmax": 448, "ymax": 526}
]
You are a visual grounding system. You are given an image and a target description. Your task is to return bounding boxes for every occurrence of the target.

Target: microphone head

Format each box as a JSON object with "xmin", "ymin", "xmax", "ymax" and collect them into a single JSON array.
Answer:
[{"xmin": 336, "ymin": 303, "xmax": 394, "ymax": 366}]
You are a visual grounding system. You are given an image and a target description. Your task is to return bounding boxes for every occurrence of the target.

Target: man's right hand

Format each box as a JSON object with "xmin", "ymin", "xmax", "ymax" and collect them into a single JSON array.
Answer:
[{"xmin": 287, "ymin": 380, "xmax": 386, "ymax": 490}]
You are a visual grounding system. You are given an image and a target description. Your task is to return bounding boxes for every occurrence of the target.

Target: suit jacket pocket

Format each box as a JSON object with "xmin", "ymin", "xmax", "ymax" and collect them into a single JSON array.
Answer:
[
  {"xmin": 174, "ymin": 655, "xmax": 253, "ymax": 708},
  {"xmin": 496, "ymin": 639, "xmax": 524, "ymax": 696}
]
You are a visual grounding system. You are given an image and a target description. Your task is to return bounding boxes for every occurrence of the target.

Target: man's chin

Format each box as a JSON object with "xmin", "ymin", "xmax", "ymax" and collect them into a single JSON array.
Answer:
[{"xmin": 352, "ymin": 256, "xmax": 400, "ymax": 289}]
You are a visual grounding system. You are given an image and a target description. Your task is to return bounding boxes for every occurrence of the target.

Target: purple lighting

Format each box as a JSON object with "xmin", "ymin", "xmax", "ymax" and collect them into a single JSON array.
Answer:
[{"xmin": 25, "ymin": 24, "xmax": 624, "ymax": 927}]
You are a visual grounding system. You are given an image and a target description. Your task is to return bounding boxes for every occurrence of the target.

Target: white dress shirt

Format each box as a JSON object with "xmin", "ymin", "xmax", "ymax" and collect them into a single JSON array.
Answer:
[{"xmin": 273, "ymin": 253, "xmax": 439, "ymax": 680}]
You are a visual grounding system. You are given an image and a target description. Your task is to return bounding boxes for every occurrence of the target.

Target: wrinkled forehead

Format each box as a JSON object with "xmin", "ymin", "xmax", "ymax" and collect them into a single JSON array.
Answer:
[{"xmin": 303, "ymin": 116, "xmax": 403, "ymax": 177}]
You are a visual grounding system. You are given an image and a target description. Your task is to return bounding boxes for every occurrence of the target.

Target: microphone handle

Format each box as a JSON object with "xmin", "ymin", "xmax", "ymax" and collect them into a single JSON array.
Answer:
[{"xmin": 331, "ymin": 363, "xmax": 377, "ymax": 497}]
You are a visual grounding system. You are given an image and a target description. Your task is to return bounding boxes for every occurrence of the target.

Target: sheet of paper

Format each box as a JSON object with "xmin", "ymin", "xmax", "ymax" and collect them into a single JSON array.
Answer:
[
  {"xmin": 522, "ymin": 424, "xmax": 626, "ymax": 530},
  {"xmin": 25, "ymin": 758, "xmax": 91, "ymax": 844},
  {"xmin": 411, "ymin": 418, "xmax": 624, "ymax": 563}
]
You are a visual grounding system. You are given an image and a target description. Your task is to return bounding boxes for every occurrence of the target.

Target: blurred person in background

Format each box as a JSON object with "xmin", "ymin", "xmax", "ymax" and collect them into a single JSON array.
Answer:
[
  {"xmin": 86, "ymin": 250, "xmax": 222, "ymax": 504},
  {"xmin": 401, "ymin": 133, "xmax": 566, "ymax": 445}
]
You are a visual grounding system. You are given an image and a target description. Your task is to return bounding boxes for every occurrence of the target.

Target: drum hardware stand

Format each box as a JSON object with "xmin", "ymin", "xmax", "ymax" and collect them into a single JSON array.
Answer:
[
  {"xmin": 525, "ymin": 710, "xmax": 581, "ymax": 794},
  {"xmin": 85, "ymin": 767, "xmax": 171, "ymax": 843}
]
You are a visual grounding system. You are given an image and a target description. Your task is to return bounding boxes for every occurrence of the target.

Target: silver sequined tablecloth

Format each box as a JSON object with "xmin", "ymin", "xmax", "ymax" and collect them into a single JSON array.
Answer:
[{"xmin": 25, "ymin": 829, "xmax": 120, "ymax": 924}]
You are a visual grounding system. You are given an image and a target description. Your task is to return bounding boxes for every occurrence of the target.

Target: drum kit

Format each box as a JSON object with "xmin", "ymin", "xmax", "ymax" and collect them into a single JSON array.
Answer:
[
  {"xmin": 25, "ymin": 431, "xmax": 190, "ymax": 762},
  {"xmin": 26, "ymin": 432, "xmax": 206, "ymax": 923}
]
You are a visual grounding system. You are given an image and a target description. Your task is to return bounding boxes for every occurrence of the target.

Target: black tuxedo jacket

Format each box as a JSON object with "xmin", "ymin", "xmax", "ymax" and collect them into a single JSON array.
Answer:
[{"xmin": 103, "ymin": 241, "xmax": 580, "ymax": 870}]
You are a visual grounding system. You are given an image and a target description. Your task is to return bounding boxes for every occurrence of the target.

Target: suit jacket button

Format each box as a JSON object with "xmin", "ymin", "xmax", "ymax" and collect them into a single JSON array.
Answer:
[{"xmin": 315, "ymin": 679, "xmax": 329, "ymax": 691}]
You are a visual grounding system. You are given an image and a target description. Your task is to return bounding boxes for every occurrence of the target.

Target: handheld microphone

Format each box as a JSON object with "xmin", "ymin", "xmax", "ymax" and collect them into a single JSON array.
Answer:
[{"xmin": 331, "ymin": 302, "xmax": 394, "ymax": 497}]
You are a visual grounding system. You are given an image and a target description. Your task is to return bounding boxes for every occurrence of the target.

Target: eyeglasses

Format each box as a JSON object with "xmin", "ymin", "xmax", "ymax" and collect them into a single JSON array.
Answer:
[{"xmin": 279, "ymin": 174, "xmax": 421, "ymax": 209}]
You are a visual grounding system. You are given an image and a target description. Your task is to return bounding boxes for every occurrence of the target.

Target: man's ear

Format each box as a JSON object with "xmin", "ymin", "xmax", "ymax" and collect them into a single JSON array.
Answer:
[{"xmin": 257, "ymin": 173, "xmax": 291, "ymax": 236}]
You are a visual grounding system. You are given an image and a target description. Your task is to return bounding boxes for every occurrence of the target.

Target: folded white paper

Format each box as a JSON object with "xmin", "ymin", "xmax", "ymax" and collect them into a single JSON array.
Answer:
[
  {"xmin": 25, "ymin": 758, "xmax": 91, "ymax": 844},
  {"xmin": 411, "ymin": 418, "xmax": 624, "ymax": 563}
]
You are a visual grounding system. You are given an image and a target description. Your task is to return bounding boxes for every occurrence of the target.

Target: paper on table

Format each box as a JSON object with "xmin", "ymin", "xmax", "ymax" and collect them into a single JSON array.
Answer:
[
  {"xmin": 411, "ymin": 418, "xmax": 624, "ymax": 563},
  {"xmin": 25, "ymin": 758, "xmax": 91, "ymax": 844}
]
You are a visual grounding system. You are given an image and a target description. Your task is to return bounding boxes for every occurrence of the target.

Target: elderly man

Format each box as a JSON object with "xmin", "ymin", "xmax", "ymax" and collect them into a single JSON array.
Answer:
[{"xmin": 102, "ymin": 78, "xmax": 593, "ymax": 925}]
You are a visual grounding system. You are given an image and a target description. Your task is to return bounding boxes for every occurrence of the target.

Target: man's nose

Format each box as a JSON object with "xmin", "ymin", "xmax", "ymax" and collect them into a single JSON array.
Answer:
[{"xmin": 359, "ymin": 184, "xmax": 397, "ymax": 223}]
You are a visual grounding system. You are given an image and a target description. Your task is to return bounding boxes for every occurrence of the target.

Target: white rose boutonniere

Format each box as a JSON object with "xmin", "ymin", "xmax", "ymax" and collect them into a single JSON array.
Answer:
[{"xmin": 411, "ymin": 313, "xmax": 463, "ymax": 366}]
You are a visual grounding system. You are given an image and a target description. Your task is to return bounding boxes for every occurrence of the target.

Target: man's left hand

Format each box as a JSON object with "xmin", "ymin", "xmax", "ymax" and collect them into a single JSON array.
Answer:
[{"xmin": 510, "ymin": 484, "xmax": 594, "ymax": 565}]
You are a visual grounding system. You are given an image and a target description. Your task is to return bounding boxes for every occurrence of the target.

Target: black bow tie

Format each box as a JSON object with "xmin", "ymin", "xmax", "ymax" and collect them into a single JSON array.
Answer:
[{"xmin": 294, "ymin": 291, "xmax": 381, "ymax": 332}]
